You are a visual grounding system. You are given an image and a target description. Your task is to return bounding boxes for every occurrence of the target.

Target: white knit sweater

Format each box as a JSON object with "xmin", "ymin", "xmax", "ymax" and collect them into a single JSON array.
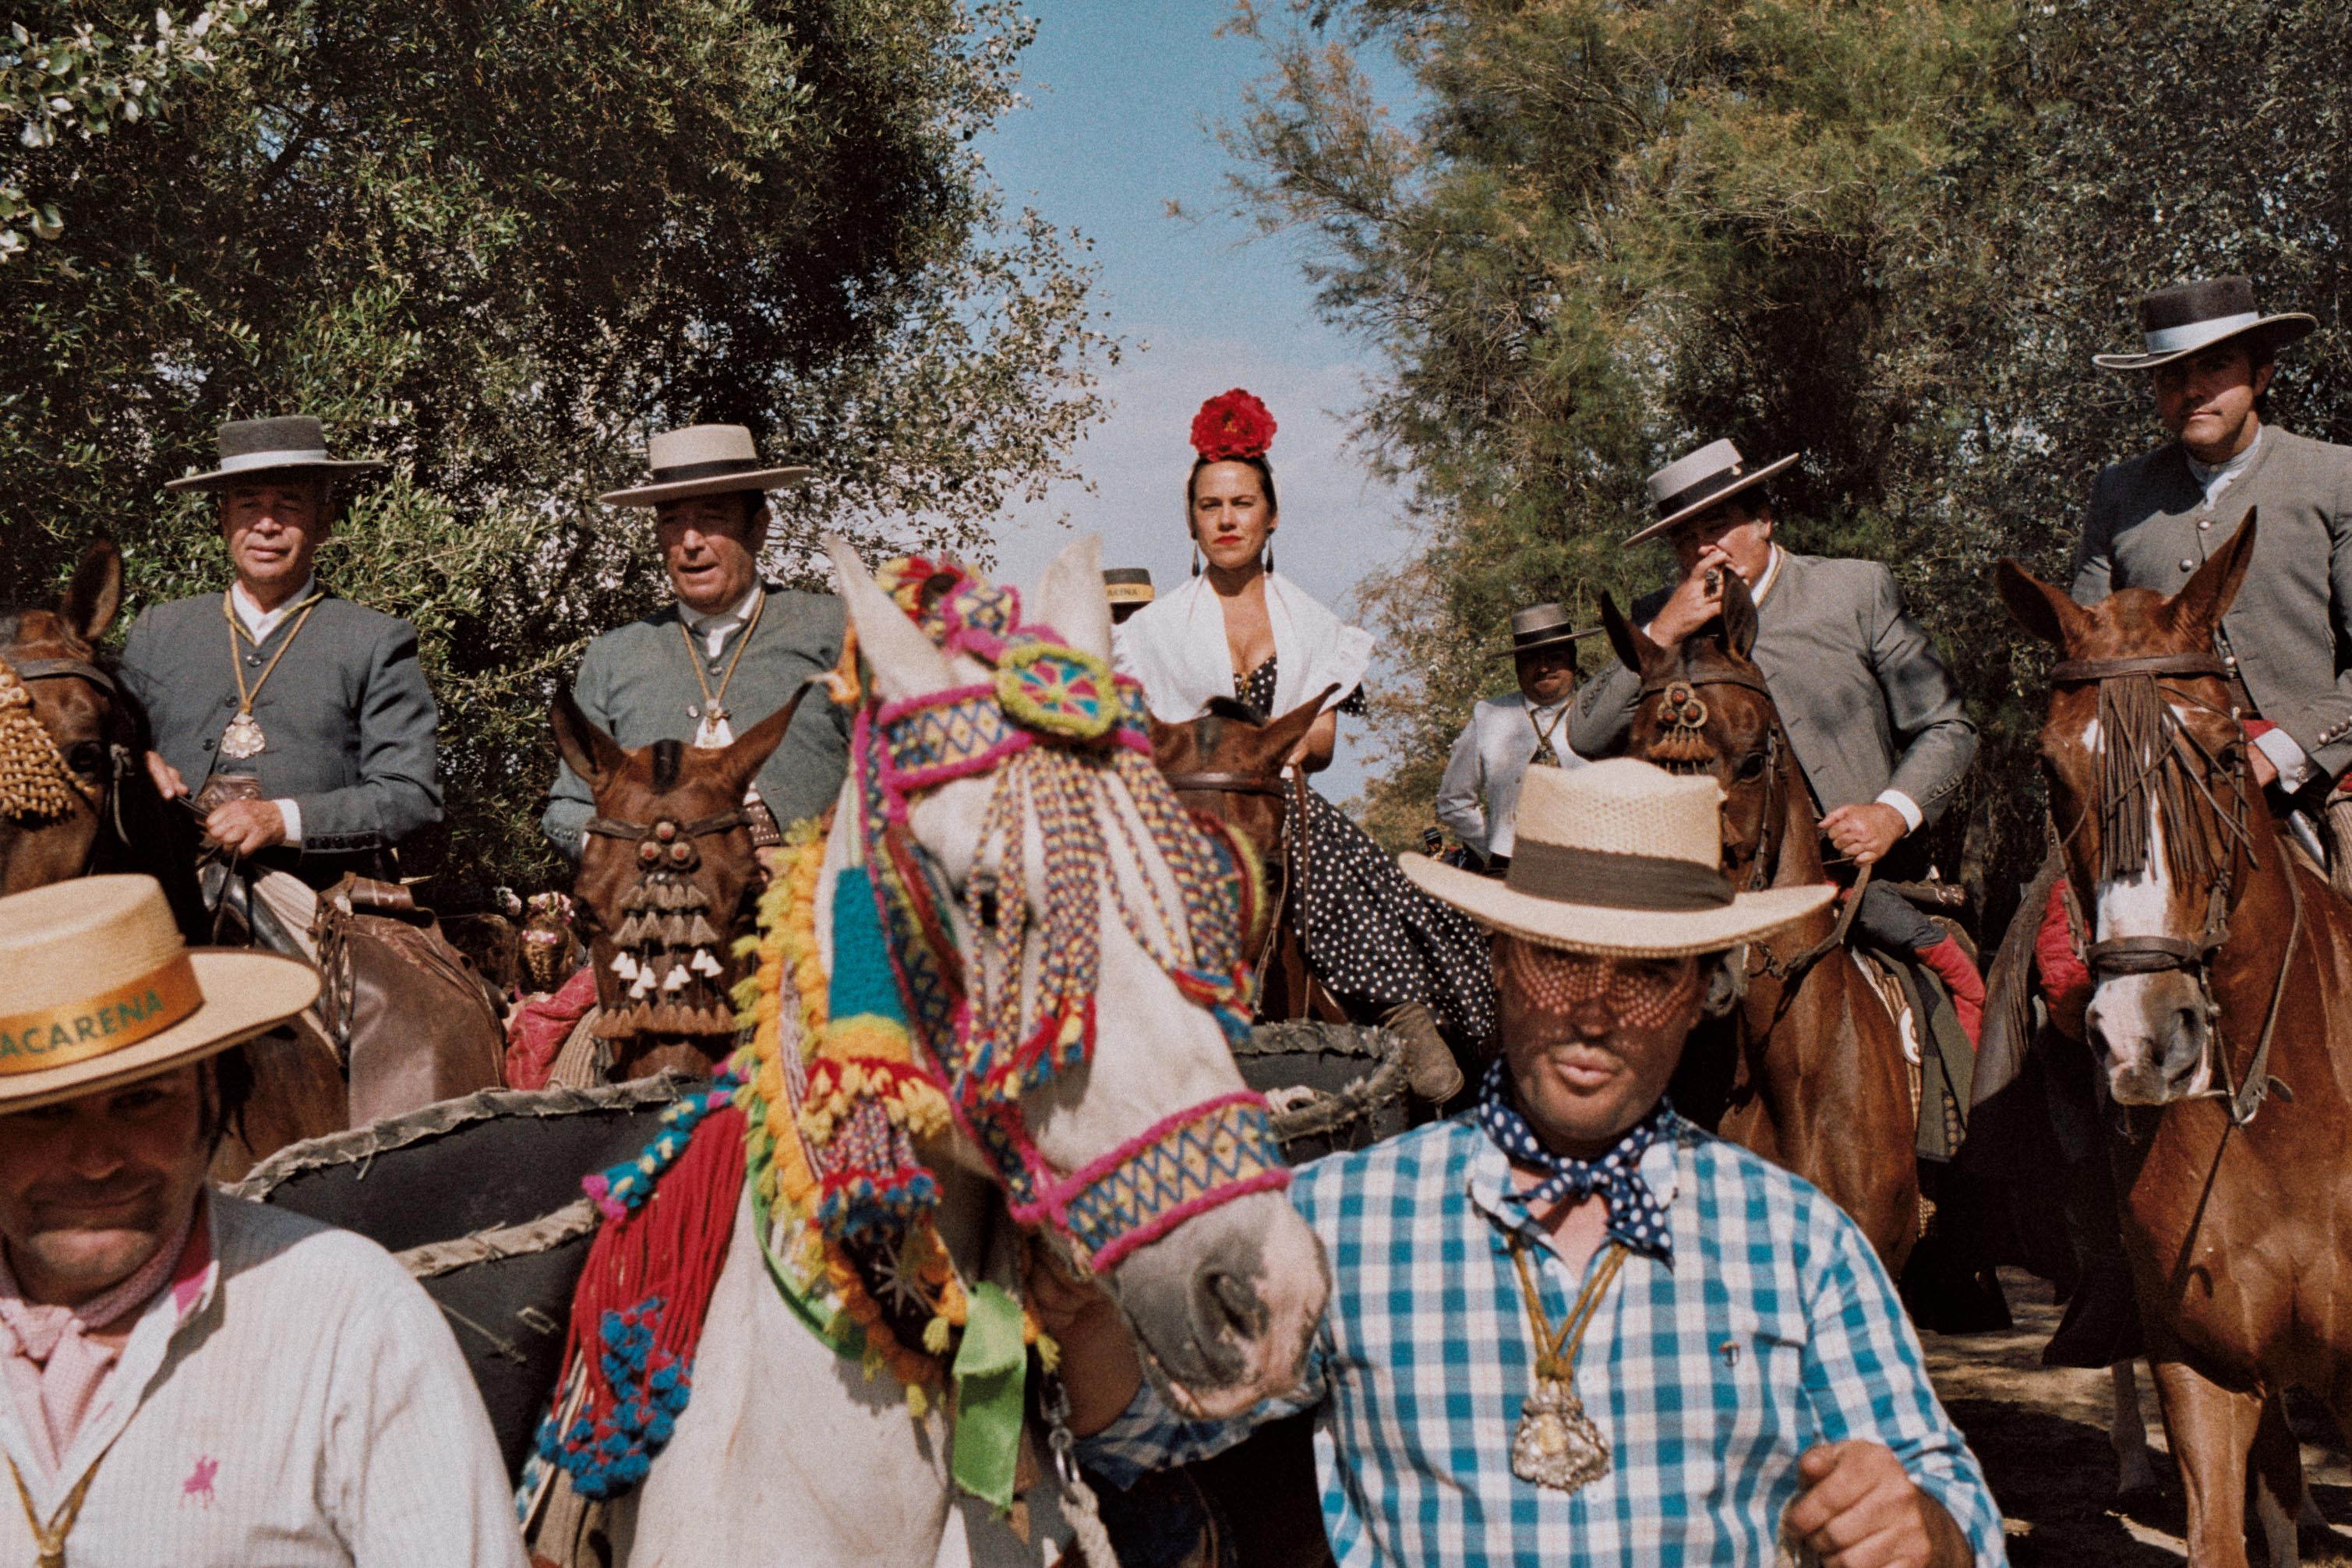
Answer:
[{"xmin": 0, "ymin": 1192, "xmax": 526, "ymax": 1567}]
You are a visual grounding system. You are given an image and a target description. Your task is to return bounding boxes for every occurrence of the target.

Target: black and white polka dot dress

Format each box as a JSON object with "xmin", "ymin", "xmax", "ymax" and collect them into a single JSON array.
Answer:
[{"xmin": 1238, "ymin": 661, "xmax": 1496, "ymax": 1044}]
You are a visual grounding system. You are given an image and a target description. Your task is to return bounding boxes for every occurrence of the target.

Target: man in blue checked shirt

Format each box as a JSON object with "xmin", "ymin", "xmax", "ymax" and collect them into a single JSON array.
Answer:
[{"xmin": 1034, "ymin": 759, "xmax": 2004, "ymax": 1566}]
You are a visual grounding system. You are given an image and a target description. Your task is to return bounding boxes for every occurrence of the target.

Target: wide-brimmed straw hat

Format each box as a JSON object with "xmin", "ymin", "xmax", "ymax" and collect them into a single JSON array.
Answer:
[
  {"xmin": 1400, "ymin": 758, "xmax": 1835, "ymax": 957},
  {"xmin": 164, "ymin": 415, "xmax": 389, "ymax": 493},
  {"xmin": 1490, "ymin": 601, "xmax": 1600, "ymax": 660},
  {"xmin": 0, "ymin": 876, "xmax": 317, "ymax": 1113},
  {"xmin": 599, "ymin": 424, "xmax": 810, "ymax": 507},
  {"xmin": 2092, "ymin": 277, "xmax": 2318, "ymax": 373},
  {"xmin": 1623, "ymin": 439, "xmax": 1799, "ymax": 548}
]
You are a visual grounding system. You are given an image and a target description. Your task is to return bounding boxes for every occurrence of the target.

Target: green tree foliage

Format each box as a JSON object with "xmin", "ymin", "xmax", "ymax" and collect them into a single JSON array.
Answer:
[
  {"xmin": 1, "ymin": 0, "xmax": 1112, "ymax": 903},
  {"xmin": 1227, "ymin": 0, "xmax": 2350, "ymax": 923}
]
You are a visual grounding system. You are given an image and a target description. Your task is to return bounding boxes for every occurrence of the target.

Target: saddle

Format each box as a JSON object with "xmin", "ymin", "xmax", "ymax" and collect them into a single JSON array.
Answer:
[{"xmin": 312, "ymin": 874, "xmax": 507, "ymax": 1120}]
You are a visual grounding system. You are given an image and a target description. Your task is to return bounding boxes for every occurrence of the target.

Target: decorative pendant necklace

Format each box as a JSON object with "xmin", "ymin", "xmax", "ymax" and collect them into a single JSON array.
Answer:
[
  {"xmin": 681, "ymin": 588, "xmax": 766, "ymax": 749},
  {"xmin": 1527, "ymin": 701, "xmax": 1570, "ymax": 768},
  {"xmin": 1506, "ymin": 1235, "xmax": 1630, "ymax": 1494},
  {"xmin": 220, "ymin": 588, "xmax": 326, "ymax": 760}
]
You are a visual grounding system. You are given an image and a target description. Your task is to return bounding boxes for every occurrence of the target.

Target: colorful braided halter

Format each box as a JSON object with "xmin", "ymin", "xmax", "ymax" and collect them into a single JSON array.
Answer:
[{"xmin": 856, "ymin": 556, "xmax": 1287, "ymax": 1273}]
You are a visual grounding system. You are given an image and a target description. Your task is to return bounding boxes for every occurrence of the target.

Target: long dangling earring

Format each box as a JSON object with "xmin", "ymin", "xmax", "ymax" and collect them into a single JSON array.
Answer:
[
  {"xmin": 1263, "ymin": 538, "xmax": 1275, "ymax": 575},
  {"xmin": 1191, "ymin": 539, "xmax": 1202, "ymax": 577}
]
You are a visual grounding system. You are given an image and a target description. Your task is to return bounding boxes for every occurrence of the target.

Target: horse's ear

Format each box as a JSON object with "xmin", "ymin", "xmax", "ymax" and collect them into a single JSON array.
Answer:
[
  {"xmin": 824, "ymin": 535, "xmax": 954, "ymax": 704},
  {"xmin": 1600, "ymin": 594, "xmax": 1656, "ymax": 676},
  {"xmin": 2175, "ymin": 508, "xmax": 2258, "ymax": 636},
  {"xmin": 62, "ymin": 539, "xmax": 122, "ymax": 643},
  {"xmin": 1718, "ymin": 570, "xmax": 1759, "ymax": 662},
  {"xmin": 1255, "ymin": 683, "xmax": 1339, "ymax": 768},
  {"xmin": 1146, "ymin": 714, "xmax": 1191, "ymax": 771},
  {"xmin": 1030, "ymin": 533, "xmax": 1113, "ymax": 662},
  {"xmin": 715, "ymin": 680, "xmax": 813, "ymax": 797},
  {"xmin": 551, "ymin": 688, "xmax": 627, "ymax": 789},
  {"xmin": 1992, "ymin": 559, "xmax": 2086, "ymax": 650}
]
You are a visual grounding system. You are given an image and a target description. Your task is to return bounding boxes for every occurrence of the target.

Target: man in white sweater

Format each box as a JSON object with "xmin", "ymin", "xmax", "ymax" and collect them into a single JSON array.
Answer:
[{"xmin": 0, "ymin": 876, "xmax": 525, "ymax": 1566}]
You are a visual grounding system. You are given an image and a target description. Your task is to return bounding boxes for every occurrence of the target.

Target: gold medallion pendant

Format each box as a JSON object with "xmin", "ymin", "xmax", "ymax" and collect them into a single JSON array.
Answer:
[
  {"xmin": 220, "ymin": 709, "xmax": 268, "ymax": 759},
  {"xmin": 1511, "ymin": 1374, "xmax": 1612, "ymax": 1493}
]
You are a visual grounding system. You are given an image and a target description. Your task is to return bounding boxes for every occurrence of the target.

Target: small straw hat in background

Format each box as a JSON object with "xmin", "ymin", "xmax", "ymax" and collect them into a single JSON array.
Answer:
[
  {"xmin": 0, "ymin": 876, "xmax": 318, "ymax": 1113},
  {"xmin": 1402, "ymin": 758, "xmax": 1834, "ymax": 957}
]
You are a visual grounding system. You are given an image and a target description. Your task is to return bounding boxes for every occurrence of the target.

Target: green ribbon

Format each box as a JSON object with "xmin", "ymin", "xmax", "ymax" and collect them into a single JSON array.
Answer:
[{"xmin": 950, "ymin": 1280, "xmax": 1029, "ymax": 1510}]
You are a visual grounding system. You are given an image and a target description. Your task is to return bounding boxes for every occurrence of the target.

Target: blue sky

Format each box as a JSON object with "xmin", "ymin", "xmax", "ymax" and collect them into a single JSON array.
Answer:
[{"xmin": 976, "ymin": 3, "xmax": 1418, "ymax": 801}]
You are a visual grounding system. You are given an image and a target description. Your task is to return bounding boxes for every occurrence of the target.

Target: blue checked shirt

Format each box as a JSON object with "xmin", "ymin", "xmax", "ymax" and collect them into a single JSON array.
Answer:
[{"xmin": 1079, "ymin": 1111, "xmax": 2006, "ymax": 1566}]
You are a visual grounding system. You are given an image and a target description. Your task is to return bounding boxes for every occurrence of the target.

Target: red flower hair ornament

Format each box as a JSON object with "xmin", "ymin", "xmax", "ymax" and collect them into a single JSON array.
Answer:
[{"xmin": 1189, "ymin": 389, "xmax": 1278, "ymax": 463}]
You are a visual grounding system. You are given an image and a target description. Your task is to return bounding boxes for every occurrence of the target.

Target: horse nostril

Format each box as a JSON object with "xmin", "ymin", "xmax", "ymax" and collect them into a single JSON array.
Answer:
[{"xmin": 1195, "ymin": 1266, "xmax": 1268, "ymax": 1347}]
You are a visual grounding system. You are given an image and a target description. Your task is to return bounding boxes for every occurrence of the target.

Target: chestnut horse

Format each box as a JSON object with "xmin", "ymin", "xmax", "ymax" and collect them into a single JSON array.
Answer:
[
  {"xmin": 1999, "ymin": 517, "xmax": 2352, "ymax": 1567},
  {"xmin": 1151, "ymin": 687, "xmax": 1341, "ymax": 1024},
  {"xmin": 549, "ymin": 683, "xmax": 809, "ymax": 1079},
  {"xmin": 1599, "ymin": 577, "xmax": 1919, "ymax": 1270}
]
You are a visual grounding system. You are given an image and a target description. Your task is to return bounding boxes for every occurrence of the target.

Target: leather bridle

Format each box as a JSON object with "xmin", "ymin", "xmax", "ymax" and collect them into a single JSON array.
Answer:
[
  {"xmin": 2047, "ymin": 650, "xmax": 2294, "ymax": 1125},
  {"xmin": 5, "ymin": 652, "xmax": 137, "ymax": 870},
  {"xmin": 1161, "ymin": 767, "xmax": 1305, "ymax": 1013},
  {"xmin": 1636, "ymin": 667, "xmax": 1786, "ymax": 895}
]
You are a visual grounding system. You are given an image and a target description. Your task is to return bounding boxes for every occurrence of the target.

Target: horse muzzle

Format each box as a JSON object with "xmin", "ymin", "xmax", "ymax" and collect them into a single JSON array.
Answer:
[
  {"xmin": 2088, "ymin": 968, "xmax": 2216, "ymax": 1106},
  {"xmin": 1107, "ymin": 1188, "xmax": 1329, "ymax": 1421}
]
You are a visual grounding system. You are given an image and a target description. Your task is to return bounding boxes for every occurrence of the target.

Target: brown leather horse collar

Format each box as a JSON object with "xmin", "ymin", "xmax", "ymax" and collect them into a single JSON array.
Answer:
[{"xmin": 2050, "ymin": 649, "xmax": 2295, "ymax": 1128}]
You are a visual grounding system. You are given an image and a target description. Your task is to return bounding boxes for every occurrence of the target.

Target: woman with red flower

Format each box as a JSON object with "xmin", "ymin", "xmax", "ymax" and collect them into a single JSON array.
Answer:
[{"xmin": 1116, "ymin": 390, "xmax": 1495, "ymax": 1101}]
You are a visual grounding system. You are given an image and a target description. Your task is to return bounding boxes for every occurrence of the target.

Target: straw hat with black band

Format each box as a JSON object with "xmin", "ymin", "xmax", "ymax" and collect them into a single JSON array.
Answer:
[
  {"xmin": 1492, "ymin": 602, "xmax": 1600, "ymax": 660},
  {"xmin": 1401, "ymin": 758, "xmax": 1833, "ymax": 958},
  {"xmin": 599, "ymin": 424, "xmax": 810, "ymax": 507},
  {"xmin": 1622, "ymin": 440, "xmax": 1799, "ymax": 549},
  {"xmin": 2092, "ymin": 276, "xmax": 2318, "ymax": 374},
  {"xmin": 0, "ymin": 876, "xmax": 318, "ymax": 1113},
  {"xmin": 164, "ymin": 415, "xmax": 388, "ymax": 494}
]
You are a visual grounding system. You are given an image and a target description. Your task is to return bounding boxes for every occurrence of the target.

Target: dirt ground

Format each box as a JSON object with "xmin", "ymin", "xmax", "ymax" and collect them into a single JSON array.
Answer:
[{"xmin": 1923, "ymin": 1271, "xmax": 2352, "ymax": 1564}]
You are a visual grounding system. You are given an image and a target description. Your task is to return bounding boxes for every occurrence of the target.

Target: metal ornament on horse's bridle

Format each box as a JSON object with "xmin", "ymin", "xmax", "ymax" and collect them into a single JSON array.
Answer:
[
  {"xmin": 2050, "ymin": 650, "xmax": 2295, "ymax": 1126},
  {"xmin": 855, "ymin": 557, "xmax": 1287, "ymax": 1276}
]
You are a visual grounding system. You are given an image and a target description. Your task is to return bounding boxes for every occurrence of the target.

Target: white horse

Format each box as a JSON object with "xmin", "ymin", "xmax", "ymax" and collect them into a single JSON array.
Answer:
[{"xmin": 595, "ymin": 536, "xmax": 1330, "ymax": 1566}]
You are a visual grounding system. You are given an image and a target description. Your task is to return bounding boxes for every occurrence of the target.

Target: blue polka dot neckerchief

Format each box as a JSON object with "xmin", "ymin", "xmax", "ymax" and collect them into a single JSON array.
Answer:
[{"xmin": 1476, "ymin": 1059, "xmax": 1674, "ymax": 1264}]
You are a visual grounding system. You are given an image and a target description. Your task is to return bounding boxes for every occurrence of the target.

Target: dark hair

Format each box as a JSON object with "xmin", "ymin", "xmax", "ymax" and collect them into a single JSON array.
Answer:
[
  {"xmin": 1185, "ymin": 454, "xmax": 1280, "ymax": 521},
  {"xmin": 201, "ymin": 1047, "xmax": 255, "ymax": 1151}
]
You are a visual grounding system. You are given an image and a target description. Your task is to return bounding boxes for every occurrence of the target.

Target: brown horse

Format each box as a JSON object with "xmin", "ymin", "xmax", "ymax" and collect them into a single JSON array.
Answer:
[
  {"xmin": 550, "ymin": 684, "xmax": 808, "ymax": 1079},
  {"xmin": 1998, "ymin": 517, "xmax": 2352, "ymax": 1566},
  {"xmin": 1151, "ymin": 687, "xmax": 1342, "ymax": 1024},
  {"xmin": 1600, "ymin": 577, "xmax": 1919, "ymax": 1271}
]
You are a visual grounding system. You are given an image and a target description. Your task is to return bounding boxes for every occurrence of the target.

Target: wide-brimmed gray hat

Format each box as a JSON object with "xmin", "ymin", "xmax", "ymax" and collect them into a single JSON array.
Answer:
[
  {"xmin": 599, "ymin": 424, "xmax": 809, "ymax": 507},
  {"xmin": 164, "ymin": 415, "xmax": 388, "ymax": 493},
  {"xmin": 1623, "ymin": 439, "xmax": 1799, "ymax": 547},
  {"xmin": 1490, "ymin": 601, "xmax": 1600, "ymax": 659},
  {"xmin": 2092, "ymin": 277, "xmax": 2318, "ymax": 373}
]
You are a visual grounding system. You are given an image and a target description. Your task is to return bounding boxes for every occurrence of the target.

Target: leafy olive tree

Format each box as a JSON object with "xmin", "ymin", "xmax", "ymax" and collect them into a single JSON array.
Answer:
[{"xmin": 1, "ymin": 0, "xmax": 1114, "ymax": 902}]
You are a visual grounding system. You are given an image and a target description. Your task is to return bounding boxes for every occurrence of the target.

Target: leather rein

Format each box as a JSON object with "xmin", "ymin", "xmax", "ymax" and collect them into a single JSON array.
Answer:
[{"xmin": 2050, "ymin": 651, "xmax": 2297, "ymax": 1126}]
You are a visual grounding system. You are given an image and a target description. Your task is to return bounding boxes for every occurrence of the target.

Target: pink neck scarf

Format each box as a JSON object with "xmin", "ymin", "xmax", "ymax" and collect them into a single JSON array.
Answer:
[{"xmin": 0, "ymin": 1200, "xmax": 202, "ymax": 1479}]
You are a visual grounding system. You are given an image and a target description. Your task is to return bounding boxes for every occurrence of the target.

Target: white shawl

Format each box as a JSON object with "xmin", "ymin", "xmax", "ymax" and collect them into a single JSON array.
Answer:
[{"xmin": 1113, "ymin": 570, "xmax": 1376, "ymax": 724}]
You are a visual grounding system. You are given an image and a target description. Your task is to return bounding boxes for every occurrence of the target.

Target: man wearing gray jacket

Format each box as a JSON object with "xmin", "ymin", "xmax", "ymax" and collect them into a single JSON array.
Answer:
[
  {"xmin": 2074, "ymin": 276, "xmax": 2351, "ymax": 797},
  {"xmin": 123, "ymin": 416, "xmax": 440, "ymax": 897},
  {"xmin": 1571, "ymin": 439, "xmax": 1985, "ymax": 1040}
]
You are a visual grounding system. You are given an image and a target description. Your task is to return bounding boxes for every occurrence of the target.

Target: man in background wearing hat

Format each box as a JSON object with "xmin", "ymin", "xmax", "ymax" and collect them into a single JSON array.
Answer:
[
  {"xmin": 541, "ymin": 424, "xmax": 852, "ymax": 857},
  {"xmin": 124, "ymin": 416, "xmax": 440, "ymax": 938},
  {"xmin": 1037, "ymin": 761, "xmax": 2003, "ymax": 1566},
  {"xmin": 2075, "ymin": 276, "xmax": 2350, "ymax": 807},
  {"xmin": 1436, "ymin": 602, "xmax": 1594, "ymax": 875},
  {"xmin": 1570, "ymin": 439, "xmax": 1986, "ymax": 1045},
  {"xmin": 0, "ymin": 876, "xmax": 524, "ymax": 1565}
]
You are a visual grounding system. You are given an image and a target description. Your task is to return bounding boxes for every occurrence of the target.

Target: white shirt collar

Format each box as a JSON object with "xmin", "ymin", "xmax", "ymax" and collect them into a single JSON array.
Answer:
[
  {"xmin": 2185, "ymin": 426, "xmax": 2262, "ymax": 499},
  {"xmin": 1748, "ymin": 545, "xmax": 1785, "ymax": 606},
  {"xmin": 230, "ymin": 576, "xmax": 317, "ymax": 641},
  {"xmin": 680, "ymin": 582, "xmax": 764, "ymax": 660}
]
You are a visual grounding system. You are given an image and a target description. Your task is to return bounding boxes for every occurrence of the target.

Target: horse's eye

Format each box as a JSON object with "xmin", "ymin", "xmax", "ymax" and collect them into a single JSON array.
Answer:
[
  {"xmin": 65, "ymin": 741, "xmax": 104, "ymax": 777},
  {"xmin": 1734, "ymin": 751, "xmax": 1768, "ymax": 782},
  {"xmin": 968, "ymin": 875, "xmax": 1001, "ymax": 931}
]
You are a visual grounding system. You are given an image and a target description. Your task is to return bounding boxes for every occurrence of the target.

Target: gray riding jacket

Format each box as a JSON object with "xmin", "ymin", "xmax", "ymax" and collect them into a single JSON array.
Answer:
[
  {"xmin": 118, "ymin": 588, "xmax": 440, "ymax": 864},
  {"xmin": 540, "ymin": 586, "xmax": 852, "ymax": 857},
  {"xmin": 2071, "ymin": 426, "xmax": 2352, "ymax": 788},
  {"xmin": 1570, "ymin": 550, "xmax": 1976, "ymax": 828}
]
